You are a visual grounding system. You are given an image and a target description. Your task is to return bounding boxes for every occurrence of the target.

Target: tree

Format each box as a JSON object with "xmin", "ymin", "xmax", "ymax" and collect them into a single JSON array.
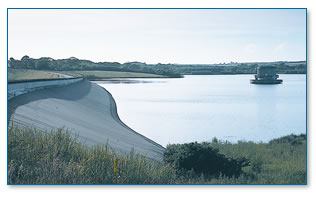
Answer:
[
  {"xmin": 35, "ymin": 58, "xmax": 50, "ymax": 70},
  {"xmin": 21, "ymin": 55, "xmax": 30, "ymax": 61},
  {"xmin": 9, "ymin": 57, "xmax": 22, "ymax": 69},
  {"xmin": 21, "ymin": 55, "xmax": 35, "ymax": 69}
]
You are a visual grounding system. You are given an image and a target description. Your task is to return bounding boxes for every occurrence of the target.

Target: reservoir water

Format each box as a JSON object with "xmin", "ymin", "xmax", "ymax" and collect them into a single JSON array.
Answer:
[{"xmin": 96, "ymin": 74, "xmax": 306, "ymax": 147}]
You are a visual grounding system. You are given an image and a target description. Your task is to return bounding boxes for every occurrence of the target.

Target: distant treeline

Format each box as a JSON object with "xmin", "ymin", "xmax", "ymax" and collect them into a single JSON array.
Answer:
[
  {"xmin": 8, "ymin": 56, "xmax": 182, "ymax": 78},
  {"xmin": 9, "ymin": 56, "xmax": 306, "ymax": 77},
  {"xmin": 174, "ymin": 61, "xmax": 306, "ymax": 75}
]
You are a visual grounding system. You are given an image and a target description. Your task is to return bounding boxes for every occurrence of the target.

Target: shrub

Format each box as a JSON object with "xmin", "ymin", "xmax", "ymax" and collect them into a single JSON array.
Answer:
[
  {"xmin": 269, "ymin": 134, "xmax": 306, "ymax": 145},
  {"xmin": 163, "ymin": 142, "xmax": 249, "ymax": 178}
]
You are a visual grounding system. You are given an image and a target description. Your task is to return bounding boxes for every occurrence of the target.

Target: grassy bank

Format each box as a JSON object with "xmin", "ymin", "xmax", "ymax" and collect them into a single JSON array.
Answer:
[
  {"xmin": 8, "ymin": 68, "xmax": 62, "ymax": 82},
  {"xmin": 8, "ymin": 68, "xmax": 167, "ymax": 83},
  {"xmin": 70, "ymin": 70, "xmax": 167, "ymax": 79},
  {"xmin": 8, "ymin": 126, "xmax": 306, "ymax": 184}
]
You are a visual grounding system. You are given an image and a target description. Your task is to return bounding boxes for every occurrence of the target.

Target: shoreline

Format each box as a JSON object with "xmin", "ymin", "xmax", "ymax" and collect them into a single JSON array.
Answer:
[
  {"xmin": 88, "ymin": 73, "xmax": 306, "ymax": 81},
  {"xmin": 99, "ymin": 85, "xmax": 165, "ymax": 150}
]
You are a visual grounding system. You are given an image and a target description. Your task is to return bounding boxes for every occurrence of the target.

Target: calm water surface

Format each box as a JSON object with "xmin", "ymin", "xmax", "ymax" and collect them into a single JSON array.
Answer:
[{"xmin": 96, "ymin": 75, "xmax": 306, "ymax": 146}]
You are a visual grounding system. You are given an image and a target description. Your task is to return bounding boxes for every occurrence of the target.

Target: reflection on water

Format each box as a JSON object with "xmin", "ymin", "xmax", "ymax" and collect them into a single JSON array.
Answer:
[
  {"xmin": 255, "ymin": 85, "xmax": 277, "ymax": 137},
  {"xmin": 96, "ymin": 75, "xmax": 306, "ymax": 146},
  {"xmin": 94, "ymin": 79, "xmax": 167, "ymax": 84}
]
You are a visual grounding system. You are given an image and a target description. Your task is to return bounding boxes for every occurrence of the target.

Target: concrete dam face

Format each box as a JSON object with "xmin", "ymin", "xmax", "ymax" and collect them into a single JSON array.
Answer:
[{"xmin": 8, "ymin": 79, "xmax": 164, "ymax": 161}]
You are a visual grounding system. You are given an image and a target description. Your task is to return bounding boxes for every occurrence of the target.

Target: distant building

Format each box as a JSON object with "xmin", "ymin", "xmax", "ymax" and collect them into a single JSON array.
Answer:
[{"xmin": 250, "ymin": 66, "xmax": 283, "ymax": 84}]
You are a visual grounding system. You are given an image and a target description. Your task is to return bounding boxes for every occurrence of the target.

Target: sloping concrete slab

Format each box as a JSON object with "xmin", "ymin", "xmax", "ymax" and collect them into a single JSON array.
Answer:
[{"xmin": 8, "ymin": 79, "xmax": 164, "ymax": 160}]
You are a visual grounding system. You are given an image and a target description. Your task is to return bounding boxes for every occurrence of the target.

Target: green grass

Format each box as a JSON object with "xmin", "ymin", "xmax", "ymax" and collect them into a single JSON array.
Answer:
[
  {"xmin": 8, "ymin": 68, "xmax": 62, "ymax": 82},
  {"xmin": 205, "ymin": 137, "xmax": 306, "ymax": 184},
  {"xmin": 8, "ymin": 126, "xmax": 177, "ymax": 184},
  {"xmin": 71, "ymin": 70, "xmax": 167, "ymax": 79},
  {"xmin": 8, "ymin": 125, "xmax": 306, "ymax": 184}
]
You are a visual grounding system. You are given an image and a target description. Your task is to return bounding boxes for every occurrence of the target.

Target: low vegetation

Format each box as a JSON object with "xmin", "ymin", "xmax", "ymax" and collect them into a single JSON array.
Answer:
[
  {"xmin": 166, "ymin": 137, "xmax": 306, "ymax": 184},
  {"xmin": 8, "ymin": 126, "xmax": 306, "ymax": 184},
  {"xmin": 8, "ymin": 68, "xmax": 63, "ymax": 82},
  {"xmin": 8, "ymin": 126, "xmax": 177, "ymax": 184},
  {"xmin": 71, "ymin": 70, "xmax": 166, "ymax": 79}
]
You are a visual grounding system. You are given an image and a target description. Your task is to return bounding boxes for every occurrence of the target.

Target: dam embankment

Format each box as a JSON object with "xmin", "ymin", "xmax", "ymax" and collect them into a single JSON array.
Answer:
[
  {"xmin": 8, "ymin": 79, "xmax": 164, "ymax": 160},
  {"xmin": 8, "ymin": 77, "xmax": 83, "ymax": 100}
]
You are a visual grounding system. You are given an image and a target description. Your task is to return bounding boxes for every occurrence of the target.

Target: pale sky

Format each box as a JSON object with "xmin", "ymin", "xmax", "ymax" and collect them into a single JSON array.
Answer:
[{"xmin": 8, "ymin": 9, "xmax": 306, "ymax": 64}]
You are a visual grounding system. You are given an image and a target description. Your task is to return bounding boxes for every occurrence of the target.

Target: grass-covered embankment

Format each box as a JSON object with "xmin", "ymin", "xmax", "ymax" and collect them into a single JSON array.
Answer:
[
  {"xmin": 8, "ymin": 126, "xmax": 306, "ymax": 184},
  {"xmin": 8, "ymin": 68, "xmax": 63, "ymax": 82},
  {"xmin": 70, "ymin": 70, "xmax": 167, "ymax": 80}
]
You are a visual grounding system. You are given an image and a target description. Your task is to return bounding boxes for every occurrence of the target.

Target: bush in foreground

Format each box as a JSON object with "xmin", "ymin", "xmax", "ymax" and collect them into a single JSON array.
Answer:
[{"xmin": 163, "ymin": 142, "xmax": 249, "ymax": 178}]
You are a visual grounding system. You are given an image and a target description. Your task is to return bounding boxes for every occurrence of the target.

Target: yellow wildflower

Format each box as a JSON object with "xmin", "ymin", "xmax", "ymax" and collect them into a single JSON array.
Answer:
[{"xmin": 114, "ymin": 159, "xmax": 118, "ymax": 174}]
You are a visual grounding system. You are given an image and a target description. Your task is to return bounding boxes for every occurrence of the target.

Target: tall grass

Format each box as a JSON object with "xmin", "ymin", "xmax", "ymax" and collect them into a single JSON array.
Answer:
[
  {"xmin": 8, "ymin": 126, "xmax": 177, "ymax": 184},
  {"xmin": 208, "ymin": 137, "xmax": 306, "ymax": 184},
  {"xmin": 8, "ymin": 126, "xmax": 306, "ymax": 184}
]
